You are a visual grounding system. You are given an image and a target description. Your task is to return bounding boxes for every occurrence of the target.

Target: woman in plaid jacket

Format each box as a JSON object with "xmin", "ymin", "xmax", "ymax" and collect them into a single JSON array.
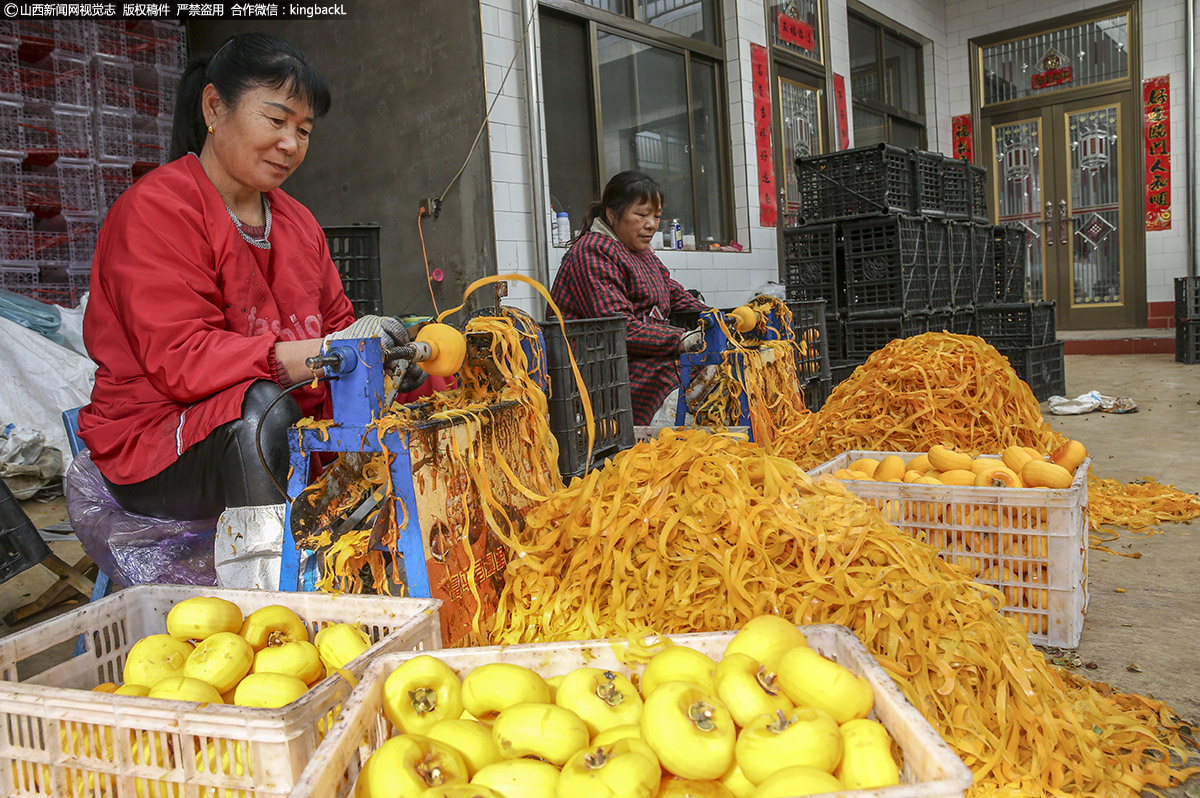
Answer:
[{"xmin": 550, "ymin": 172, "xmax": 708, "ymax": 425}]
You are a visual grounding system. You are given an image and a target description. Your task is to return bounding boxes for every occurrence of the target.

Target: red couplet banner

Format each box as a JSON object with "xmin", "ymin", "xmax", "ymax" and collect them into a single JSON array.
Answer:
[
  {"xmin": 951, "ymin": 114, "xmax": 973, "ymax": 163},
  {"xmin": 751, "ymin": 44, "xmax": 777, "ymax": 228},
  {"xmin": 833, "ymin": 74, "xmax": 849, "ymax": 150},
  {"xmin": 1143, "ymin": 76, "xmax": 1171, "ymax": 231}
]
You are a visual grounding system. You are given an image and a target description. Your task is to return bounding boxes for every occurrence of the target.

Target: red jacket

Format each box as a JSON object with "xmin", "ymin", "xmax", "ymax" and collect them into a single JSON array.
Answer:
[
  {"xmin": 79, "ymin": 156, "xmax": 355, "ymax": 484},
  {"xmin": 550, "ymin": 231, "xmax": 706, "ymax": 424}
]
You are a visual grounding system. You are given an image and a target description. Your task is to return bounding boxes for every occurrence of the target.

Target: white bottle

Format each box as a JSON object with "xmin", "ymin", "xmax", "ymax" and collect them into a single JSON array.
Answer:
[{"xmin": 556, "ymin": 213, "xmax": 571, "ymax": 245}]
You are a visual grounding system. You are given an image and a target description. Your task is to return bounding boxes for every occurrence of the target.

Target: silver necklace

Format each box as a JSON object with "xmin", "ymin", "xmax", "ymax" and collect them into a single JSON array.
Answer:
[{"xmin": 225, "ymin": 195, "xmax": 272, "ymax": 250}]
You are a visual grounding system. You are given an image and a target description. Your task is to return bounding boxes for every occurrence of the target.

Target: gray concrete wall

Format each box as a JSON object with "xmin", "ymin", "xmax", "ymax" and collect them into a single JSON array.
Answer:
[{"xmin": 187, "ymin": 5, "xmax": 497, "ymax": 318}]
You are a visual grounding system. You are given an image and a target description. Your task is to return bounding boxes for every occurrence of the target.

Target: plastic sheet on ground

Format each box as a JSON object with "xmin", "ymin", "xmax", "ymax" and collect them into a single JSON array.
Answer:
[
  {"xmin": 0, "ymin": 427, "xmax": 63, "ymax": 499},
  {"xmin": 0, "ymin": 314, "xmax": 95, "ymax": 471},
  {"xmin": 1048, "ymin": 390, "xmax": 1138, "ymax": 415},
  {"xmin": 64, "ymin": 450, "xmax": 217, "ymax": 587}
]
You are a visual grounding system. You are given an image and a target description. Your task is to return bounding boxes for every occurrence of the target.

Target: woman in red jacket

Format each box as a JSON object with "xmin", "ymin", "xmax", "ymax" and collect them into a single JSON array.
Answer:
[{"xmin": 78, "ymin": 33, "xmax": 416, "ymax": 588}]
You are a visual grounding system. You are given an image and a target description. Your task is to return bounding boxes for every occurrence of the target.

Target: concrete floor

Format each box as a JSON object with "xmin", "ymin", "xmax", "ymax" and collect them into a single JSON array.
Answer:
[{"xmin": 3, "ymin": 353, "xmax": 1198, "ymax": 793}]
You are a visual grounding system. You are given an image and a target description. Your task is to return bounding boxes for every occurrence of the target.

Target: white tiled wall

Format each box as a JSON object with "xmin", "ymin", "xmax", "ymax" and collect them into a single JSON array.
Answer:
[
  {"xmin": 482, "ymin": 0, "xmax": 1190, "ymax": 315},
  {"xmin": 480, "ymin": 0, "xmax": 782, "ymax": 314}
]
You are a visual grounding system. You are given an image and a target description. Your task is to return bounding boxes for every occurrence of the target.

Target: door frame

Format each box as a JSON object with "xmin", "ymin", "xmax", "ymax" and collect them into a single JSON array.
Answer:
[
  {"xmin": 969, "ymin": 0, "xmax": 1145, "ymax": 329},
  {"xmin": 772, "ymin": 65, "xmax": 827, "ymax": 232}
]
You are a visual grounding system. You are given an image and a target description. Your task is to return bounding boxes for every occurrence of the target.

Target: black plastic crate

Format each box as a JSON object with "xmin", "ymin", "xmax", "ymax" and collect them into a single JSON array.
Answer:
[
  {"xmin": 912, "ymin": 150, "xmax": 945, "ymax": 218},
  {"xmin": 795, "ymin": 143, "xmax": 915, "ymax": 223},
  {"xmin": 787, "ymin": 299, "xmax": 830, "ymax": 380},
  {"xmin": 783, "ymin": 224, "xmax": 841, "ymax": 311},
  {"xmin": 942, "ymin": 158, "xmax": 971, "ymax": 220},
  {"xmin": 845, "ymin": 312, "xmax": 927, "ymax": 360},
  {"xmin": 1000, "ymin": 342, "xmax": 1066, "ymax": 401},
  {"xmin": 946, "ymin": 221, "xmax": 974, "ymax": 309},
  {"xmin": 927, "ymin": 309, "xmax": 952, "ymax": 333},
  {"xmin": 539, "ymin": 317, "xmax": 635, "ymax": 479},
  {"xmin": 842, "ymin": 215, "xmax": 930, "ymax": 316},
  {"xmin": 926, "ymin": 219, "xmax": 952, "ymax": 311},
  {"xmin": 969, "ymin": 164, "xmax": 989, "ymax": 224},
  {"xmin": 976, "ymin": 301, "xmax": 1056, "ymax": 349},
  {"xmin": 950, "ymin": 309, "xmax": 975, "ymax": 336},
  {"xmin": 0, "ymin": 480, "xmax": 52, "ymax": 585},
  {"xmin": 801, "ymin": 376, "xmax": 832, "ymax": 412},
  {"xmin": 830, "ymin": 359, "xmax": 862, "ymax": 387},
  {"xmin": 324, "ymin": 223, "xmax": 382, "ymax": 317},
  {"xmin": 1177, "ymin": 320, "xmax": 1200, "ymax": 364},
  {"xmin": 993, "ymin": 224, "xmax": 1028, "ymax": 302},
  {"xmin": 825, "ymin": 313, "xmax": 845, "ymax": 362},
  {"xmin": 1175, "ymin": 277, "xmax": 1200, "ymax": 321},
  {"xmin": 970, "ymin": 223, "xmax": 996, "ymax": 306}
]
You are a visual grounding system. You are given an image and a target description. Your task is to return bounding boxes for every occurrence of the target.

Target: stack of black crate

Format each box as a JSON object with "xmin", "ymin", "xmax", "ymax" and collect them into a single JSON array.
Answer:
[
  {"xmin": 1176, "ymin": 277, "xmax": 1200, "ymax": 364},
  {"xmin": 784, "ymin": 144, "xmax": 990, "ymax": 388},
  {"xmin": 975, "ymin": 226, "xmax": 1065, "ymax": 400}
]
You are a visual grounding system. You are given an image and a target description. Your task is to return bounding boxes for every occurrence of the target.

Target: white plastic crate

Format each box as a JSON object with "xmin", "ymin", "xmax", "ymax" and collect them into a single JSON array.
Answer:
[
  {"xmin": 0, "ymin": 585, "xmax": 442, "ymax": 798},
  {"xmin": 53, "ymin": 107, "xmax": 92, "ymax": 160},
  {"xmin": 0, "ymin": 41, "xmax": 17, "ymax": 99},
  {"xmin": 92, "ymin": 54, "xmax": 134, "ymax": 112},
  {"xmin": 94, "ymin": 110, "xmax": 134, "ymax": 162},
  {"xmin": 0, "ymin": 156, "xmax": 20, "ymax": 212},
  {"xmin": 0, "ymin": 263, "xmax": 37, "ymax": 293},
  {"xmin": 0, "ymin": 210, "xmax": 33, "ymax": 262},
  {"xmin": 291, "ymin": 624, "xmax": 973, "ymax": 798},
  {"xmin": 56, "ymin": 160, "xmax": 98, "ymax": 215},
  {"xmin": 96, "ymin": 158, "xmax": 133, "ymax": 208},
  {"xmin": 0, "ymin": 99, "xmax": 21, "ymax": 157},
  {"xmin": 809, "ymin": 450, "xmax": 1089, "ymax": 647}
]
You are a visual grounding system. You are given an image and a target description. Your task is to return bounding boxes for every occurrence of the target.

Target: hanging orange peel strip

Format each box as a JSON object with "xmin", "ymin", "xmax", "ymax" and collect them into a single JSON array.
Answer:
[
  {"xmin": 308, "ymin": 275, "xmax": 583, "ymax": 601},
  {"xmin": 690, "ymin": 296, "xmax": 812, "ymax": 444},
  {"xmin": 486, "ymin": 428, "xmax": 1199, "ymax": 796}
]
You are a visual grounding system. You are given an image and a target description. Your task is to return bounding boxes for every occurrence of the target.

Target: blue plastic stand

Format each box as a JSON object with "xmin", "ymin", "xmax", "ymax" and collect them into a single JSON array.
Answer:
[
  {"xmin": 675, "ymin": 306, "xmax": 794, "ymax": 434},
  {"xmin": 279, "ymin": 323, "xmax": 548, "ymax": 594}
]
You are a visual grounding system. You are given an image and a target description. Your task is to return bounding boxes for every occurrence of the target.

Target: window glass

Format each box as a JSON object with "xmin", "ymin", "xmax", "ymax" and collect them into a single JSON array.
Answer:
[
  {"xmin": 851, "ymin": 105, "xmax": 886, "ymax": 147},
  {"xmin": 639, "ymin": 0, "xmax": 719, "ymax": 45},
  {"xmin": 883, "ymin": 34, "xmax": 920, "ymax": 115},
  {"xmin": 848, "ymin": 17, "xmax": 878, "ymax": 100},
  {"xmin": 890, "ymin": 118, "xmax": 923, "ymax": 149},
  {"xmin": 769, "ymin": 0, "xmax": 822, "ymax": 61},
  {"xmin": 597, "ymin": 32, "xmax": 696, "ymax": 237},
  {"xmin": 691, "ymin": 60, "xmax": 725, "ymax": 245},
  {"xmin": 981, "ymin": 14, "xmax": 1128, "ymax": 105},
  {"xmin": 574, "ymin": 0, "xmax": 628, "ymax": 15},
  {"xmin": 542, "ymin": 13, "xmax": 600, "ymax": 237}
]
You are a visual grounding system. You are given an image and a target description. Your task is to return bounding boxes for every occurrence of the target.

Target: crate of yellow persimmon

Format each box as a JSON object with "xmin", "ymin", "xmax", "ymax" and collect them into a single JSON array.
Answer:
[
  {"xmin": 0, "ymin": 585, "xmax": 440, "ymax": 797},
  {"xmin": 809, "ymin": 441, "xmax": 1090, "ymax": 647},
  {"xmin": 290, "ymin": 617, "xmax": 972, "ymax": 798}
]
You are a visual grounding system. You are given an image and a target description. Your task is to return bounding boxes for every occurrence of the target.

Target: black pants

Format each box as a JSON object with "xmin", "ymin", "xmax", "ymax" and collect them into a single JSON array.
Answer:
[{"xmin": 104, "ymin": 381, "xmax": 301, "ymax": 520}]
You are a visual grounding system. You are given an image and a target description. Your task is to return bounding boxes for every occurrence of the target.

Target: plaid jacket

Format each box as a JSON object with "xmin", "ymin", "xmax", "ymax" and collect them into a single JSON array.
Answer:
[{"xmin": 550, "ymin": 231, "xmax": 707, "ymax": 425}]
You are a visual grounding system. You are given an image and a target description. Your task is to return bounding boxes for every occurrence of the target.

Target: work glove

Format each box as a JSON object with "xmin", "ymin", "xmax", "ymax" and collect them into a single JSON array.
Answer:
[
  {"xmin": 326, "ymin": 315, "xmax": 408, "ymax": 349},
  {"xmin": 678, "ymin": 327, "xmax": 705, "ymax": 354},
  {"xmin": 325, "ymin": 315, "xmax": 422, "ymax": 382}
]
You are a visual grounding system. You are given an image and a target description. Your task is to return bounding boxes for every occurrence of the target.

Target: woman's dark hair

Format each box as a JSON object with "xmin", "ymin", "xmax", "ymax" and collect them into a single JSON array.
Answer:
[
  {"xmin": 170, "ymin": 33, "xmax": 332, "ymax": 160},
  {"xmin": 574, "ymin": 171, "xmax": 664, "ymax": 245}
]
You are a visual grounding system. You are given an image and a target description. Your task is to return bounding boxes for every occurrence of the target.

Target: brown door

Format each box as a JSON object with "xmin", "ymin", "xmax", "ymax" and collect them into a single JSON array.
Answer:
[{"xmin": 984, "ymin": 90, "xmax": 1142, "ymax": 329}]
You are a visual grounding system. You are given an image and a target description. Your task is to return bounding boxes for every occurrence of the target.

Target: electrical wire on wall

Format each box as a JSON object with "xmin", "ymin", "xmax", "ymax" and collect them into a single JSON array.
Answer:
[{"xmin": 417, "ymin": 7, "xmax": 539, "ymax": 306}]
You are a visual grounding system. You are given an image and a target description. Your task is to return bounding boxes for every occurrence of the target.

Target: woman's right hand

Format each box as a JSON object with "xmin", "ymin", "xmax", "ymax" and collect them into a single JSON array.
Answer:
[{"xmin": 678, "ymin": 327, "xmax": 705, "ymax": 353}]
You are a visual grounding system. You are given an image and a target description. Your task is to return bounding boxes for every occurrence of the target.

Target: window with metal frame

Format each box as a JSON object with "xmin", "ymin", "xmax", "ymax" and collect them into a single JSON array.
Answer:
[
  {"xmin": 848, "ymin": 12, "xmax": 924, "ymax": 149},
  {"xmin": 979, "ymin": 13, "xmax": 1129, "ymax": 106},
  {"xmin": 541, "ymin": 2, "xmax": 732, "ymax": 248},
  {"xmin": 768, "ymin": 0, "xmax": 823, "ymax": 63}
]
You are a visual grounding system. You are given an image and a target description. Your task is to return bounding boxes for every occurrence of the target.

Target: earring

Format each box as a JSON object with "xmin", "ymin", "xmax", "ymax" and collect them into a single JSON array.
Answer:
[{"xmin": 207, "ymin": 124, "xmax": 214, "ymax": 135}]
